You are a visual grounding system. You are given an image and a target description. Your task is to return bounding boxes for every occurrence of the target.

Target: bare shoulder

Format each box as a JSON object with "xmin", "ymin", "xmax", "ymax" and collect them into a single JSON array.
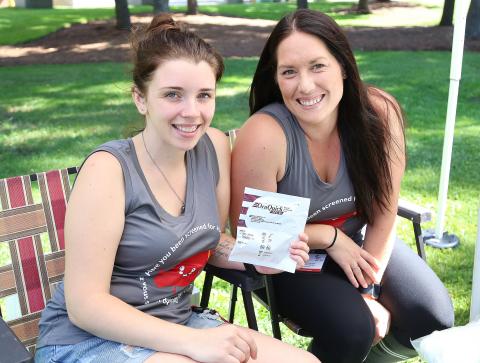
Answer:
[
  {"xmin": 206, "ymin": 127, "xmax": 230, "ymax": 173},
  {"xmin": 232, "ymin": 111, "xmax": 287, "ymax": 183},
  {"xmin": 73, "ymin": 151, "xmax": 124, "ymax": 198},
  {"xmin": 79, "ymin": 151, "xmax": 123, "ymax": 180},
  {"xmin": 367, "ymin": 87, "xmax": 403, "ymax": 125},
  {"xmin": 206, "ymin": 127, "xmax": 229, "ymax": 153},
  {"xmin": 235, "ymin": 112, "xmax": 286, "ymax": 152}
]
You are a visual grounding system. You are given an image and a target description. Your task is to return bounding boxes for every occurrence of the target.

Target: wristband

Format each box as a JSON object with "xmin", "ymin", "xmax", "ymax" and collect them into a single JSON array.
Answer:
[
  {"xmin": 358, "ymin": 283, "xmax": 381, "ymax": 299},
  {"xmin": 325, "ymin": 226, "xmax": 338, "ymax": 249}
]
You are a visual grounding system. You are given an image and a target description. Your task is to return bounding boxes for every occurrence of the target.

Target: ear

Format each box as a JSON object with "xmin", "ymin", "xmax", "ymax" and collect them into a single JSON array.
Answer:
[{"xmin": 132, "ymin": 86, "xmax": 147, "ymax": 115}]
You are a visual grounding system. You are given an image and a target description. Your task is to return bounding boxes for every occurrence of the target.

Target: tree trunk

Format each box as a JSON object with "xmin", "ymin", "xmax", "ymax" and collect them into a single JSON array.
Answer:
[
  {"xmin": 357, "ymin": 0, "xmax": 370, "ymax": 14},
  {"xmin": 153, "ymin": 0, "xmax": 170, "ymax": 13},
  {"xmin": 187, "ymin": 0, "xmax": 198, "ymax": 15},
  {"xmin": 466, "ymin": 0, "xmax": 480, "ymax": 39},
  {"xmin": 297, "ymin": 0, "xmax": 308, "ymax": 9},
  {"xmin": 115, "ymin": 0, "xmax": 132, "ymax": 30},
  {"xmin": 439, "ymin": 0, "xmax": 455, "ymax": 26}
]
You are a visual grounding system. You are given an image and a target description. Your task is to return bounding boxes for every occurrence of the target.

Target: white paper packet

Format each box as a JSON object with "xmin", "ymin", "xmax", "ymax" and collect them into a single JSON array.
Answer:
[{"xmin": 228, "ymin": 187, "xmax": 310, "ymax": 273}]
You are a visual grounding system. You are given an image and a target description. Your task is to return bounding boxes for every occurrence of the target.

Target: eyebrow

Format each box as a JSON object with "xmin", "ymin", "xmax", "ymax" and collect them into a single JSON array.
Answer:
[
  {"xmin": 277, "ymin": 57, "xmax": 329, "ymax": 69},
  {"xmin": 159, "ymin": 87, "xmax": 215, "ymax": 92}
]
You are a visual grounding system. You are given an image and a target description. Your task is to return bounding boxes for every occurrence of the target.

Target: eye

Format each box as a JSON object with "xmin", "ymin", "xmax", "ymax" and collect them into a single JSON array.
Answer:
[
  {"xmin": 312, "ymin": 63, "xmax": 326, "ymax": 72},
  {"xmin": 198, "ymin": 92, "xmax": 213, "ymax": 101},
  {"xmin": 281, "ymin": 69, "xmax": 296, "ymax": 77},
  {"xmin": 164, "ymin": 91, "xmax": 181, "ymax": 100}
]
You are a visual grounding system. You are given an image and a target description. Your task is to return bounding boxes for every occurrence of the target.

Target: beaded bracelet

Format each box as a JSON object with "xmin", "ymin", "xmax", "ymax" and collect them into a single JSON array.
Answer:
[{"xmin": 325, "ymin": 226, "xmax": 338, "ymax": 249}]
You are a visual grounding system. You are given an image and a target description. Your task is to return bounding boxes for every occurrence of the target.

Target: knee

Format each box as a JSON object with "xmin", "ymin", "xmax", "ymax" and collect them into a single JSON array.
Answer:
[
  {"xmin": 416, "ymin": 299, "xmax": 455, "ymax": 336},
  {"xmin": 309, "ymin": 317, "xmax": 375, "ymax": 363},
  {"xmin": 394, "ymin": 298, "xmax": 455, "ymax": 343}
]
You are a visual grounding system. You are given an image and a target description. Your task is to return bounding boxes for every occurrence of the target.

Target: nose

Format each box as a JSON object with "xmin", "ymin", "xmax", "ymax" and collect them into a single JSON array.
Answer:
[
  {"xmin": 298, "ymin": 72, "xmax": 315, "ymax": 94},
  {"xmin": 180, "ymin": 97, "xmax": 200, "ymax": 118}
]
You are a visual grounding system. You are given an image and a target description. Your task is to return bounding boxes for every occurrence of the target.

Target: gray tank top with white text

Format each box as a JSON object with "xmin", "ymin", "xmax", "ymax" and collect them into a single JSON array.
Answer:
[
  {"xmin": 259, "ymin": 103, "xmax": 364, "ymax": 239},
  {"xmin": 37, "ymin": 136, "xmax": 221, "ymax": 347}
]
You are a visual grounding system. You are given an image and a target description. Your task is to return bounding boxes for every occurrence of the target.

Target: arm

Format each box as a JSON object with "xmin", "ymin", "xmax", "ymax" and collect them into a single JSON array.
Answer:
[
  {"xmin": 359, "ymin": 89, "xmax": 406, "ymax": 344},
  {"xmin": 227, "ymin": 115, "xmax": 309, "ymax": 273},
  {"xmin": 230, "ymin": 114, "xmax": 286, "ymax": 236},
  {"xmin": 206, "ymin": 127, "xmax": 244, "ymax": 270},
  {"xmin": 362, "ymin": 89, "xmax": 406, "ymax": 282}
]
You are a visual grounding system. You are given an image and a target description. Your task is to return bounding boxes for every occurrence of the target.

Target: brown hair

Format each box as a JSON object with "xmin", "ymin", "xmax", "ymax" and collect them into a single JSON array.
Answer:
[
  {"xmin": 249, "ymin": 9, "xmax": 405, "ymax": 225},
  {"xmin": 130, "ymin": 14, "xmax": 224, "ymax": 94}
]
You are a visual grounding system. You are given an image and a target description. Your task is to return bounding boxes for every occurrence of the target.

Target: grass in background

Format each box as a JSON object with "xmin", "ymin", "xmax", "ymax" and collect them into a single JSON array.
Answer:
[
  {"xmin": 0, "ymin": 53, "xmax": 478, "ymax": 358},
  {"xmin": 0, "ymin": 0, "xmax": 443, "ymax": 45},
  {"xmin": 175, "ymin": 0, "xmax": 442, "ymax": 27},
  {"xmin": 0, "ymin": 6, "xmax": 151, "ymax": 45}
]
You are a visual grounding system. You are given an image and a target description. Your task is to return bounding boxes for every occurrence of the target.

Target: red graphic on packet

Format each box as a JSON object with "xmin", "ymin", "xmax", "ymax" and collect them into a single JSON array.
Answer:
[{"xmin": 153, "ymin": 250, "xmax": 211, "ymax": 292}]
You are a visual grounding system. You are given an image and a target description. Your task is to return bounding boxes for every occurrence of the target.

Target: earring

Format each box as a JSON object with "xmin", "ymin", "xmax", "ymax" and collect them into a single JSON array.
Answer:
[{"xmin": 342, "ymin": 72, "xmax": 347, "ymax": 79}]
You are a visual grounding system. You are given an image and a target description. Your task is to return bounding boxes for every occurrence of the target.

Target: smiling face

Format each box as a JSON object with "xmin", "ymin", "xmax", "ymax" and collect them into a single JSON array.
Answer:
[
  {"xmin": 276, "ymin": 31, "xmax": 344, "ymax": 129},
  {"xmin": 133, "ymin": 58, "xmax": 217, "ymax": 152}
]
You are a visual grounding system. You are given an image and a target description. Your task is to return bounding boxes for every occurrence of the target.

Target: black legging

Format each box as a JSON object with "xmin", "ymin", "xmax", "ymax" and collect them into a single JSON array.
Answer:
[{"xmin": 271, "ymin": 239, "xmax": 454, "ymax": 363}]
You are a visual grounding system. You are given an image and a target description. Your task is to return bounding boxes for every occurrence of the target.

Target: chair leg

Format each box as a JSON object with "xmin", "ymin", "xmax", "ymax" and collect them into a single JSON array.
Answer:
[
  {"xmin": 413, "ymin": 221, "xmax": 427, "ymax": 261},
  {"xmin": 228, "ymin": 285, "xmax": 238, "ymax": 323},
  {"xmin": 265, "ymin": 276, "xmax": 282, "ymax": 340},
  {"xmin": 241, "ymin": 289, "xmax": 259, "ymax": 331},
  {"xmin": 200, "ymin": 271, "xmax": 214, "ymax": 308}
]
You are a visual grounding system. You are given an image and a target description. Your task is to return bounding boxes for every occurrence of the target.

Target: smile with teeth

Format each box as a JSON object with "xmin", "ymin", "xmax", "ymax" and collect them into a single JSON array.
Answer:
[
  {"xmin": 297, "ymin": 95, "xmax": 324, "ymax": 106},
  {"xmin": 172, "ymin": 124, "xmax": 200, "ymax": 133}
]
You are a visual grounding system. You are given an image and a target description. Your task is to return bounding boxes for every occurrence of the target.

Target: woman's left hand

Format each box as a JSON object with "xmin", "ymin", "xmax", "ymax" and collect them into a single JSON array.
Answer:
[
  {"xmin": 255, "ymin": 233, "xmax": 310, "ymax": 274},
  {"xmin": 363, "ymin": 297, "xmax": 391, "ymax": 345}
]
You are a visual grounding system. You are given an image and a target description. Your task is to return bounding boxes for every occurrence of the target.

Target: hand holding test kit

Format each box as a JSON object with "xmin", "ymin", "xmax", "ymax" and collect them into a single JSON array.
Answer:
[{"xmin": 228, "ymin": 187, "xmax": 310, "ymax": 273}]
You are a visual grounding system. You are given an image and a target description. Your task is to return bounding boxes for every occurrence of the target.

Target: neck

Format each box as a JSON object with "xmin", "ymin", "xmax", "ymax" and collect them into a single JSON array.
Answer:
[
  {"xmin": 303, "ymin": 121, "xmax": 338, "ymax": 145},
  {"xmin": 140, "ymin": 128, "xmax": 185, "ymax": 170}
]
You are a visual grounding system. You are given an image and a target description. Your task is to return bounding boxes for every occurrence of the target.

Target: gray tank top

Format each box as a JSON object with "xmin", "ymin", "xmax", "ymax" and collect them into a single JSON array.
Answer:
[
  {"xmin": 37, "ymin": 135, "xmax": 221, "ymax": 347},
  {"xmin": 259, "ymin": 103, "xmax": 364, "ymax": 239}
]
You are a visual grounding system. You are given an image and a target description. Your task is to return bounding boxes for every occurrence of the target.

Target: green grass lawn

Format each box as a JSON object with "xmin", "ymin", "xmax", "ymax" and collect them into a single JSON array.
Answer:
[
  {"xmin": 0, "ymin": 6, "xmax": 151, "ymax": 45},
  {"xmin": 0, "ymin": 53, "xmax": 478, "ymax": 359},
  {"xmin": 177, "ymin": 0, "xmax": 442, "ymax": 27},
  {"xmin": 0, "ymin": 0, "xmax": 443, "ymax": 45}
]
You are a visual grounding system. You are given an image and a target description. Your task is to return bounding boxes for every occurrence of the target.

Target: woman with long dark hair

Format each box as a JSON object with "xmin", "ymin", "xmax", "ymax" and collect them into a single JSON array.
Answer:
[{"xmin": 230, "ymin": 9, "xmax": 454, "ymax": 363}]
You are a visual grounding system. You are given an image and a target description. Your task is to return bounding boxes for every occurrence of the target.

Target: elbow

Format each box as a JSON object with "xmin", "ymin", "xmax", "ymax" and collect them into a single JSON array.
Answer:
[
  {"xmin": 64, "ymin": 285, "xmax": 99, "ymax": 331},
  {"xmin": 65, "ymin": 295, "xmax": 90, "ymax": 330}
]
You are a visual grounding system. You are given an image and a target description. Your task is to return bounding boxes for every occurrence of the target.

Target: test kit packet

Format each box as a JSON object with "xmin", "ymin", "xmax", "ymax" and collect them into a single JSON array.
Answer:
[{"xmin": 228, "ymin": 187, "xmax": 310, "ymax": 273}]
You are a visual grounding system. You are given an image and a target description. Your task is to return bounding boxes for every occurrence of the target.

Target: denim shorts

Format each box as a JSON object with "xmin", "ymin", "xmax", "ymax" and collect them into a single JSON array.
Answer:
[{"xmin": 35, "ymin": 307, "xmax": 225, "ymax": 363}]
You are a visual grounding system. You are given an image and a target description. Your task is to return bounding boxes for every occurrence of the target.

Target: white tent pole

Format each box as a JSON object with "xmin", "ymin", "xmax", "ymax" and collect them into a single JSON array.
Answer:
[
  {"xmin": 471, "ymin": 205, "xmax": 480, "ymax": 322},
  {"xmin": 434, "ymin": 0, "xmax": 469, "ymax": 239}
]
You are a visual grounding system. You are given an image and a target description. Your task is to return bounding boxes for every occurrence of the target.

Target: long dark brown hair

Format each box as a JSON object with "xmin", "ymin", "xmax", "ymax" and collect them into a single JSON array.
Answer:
[{"xmin": 249, "ymin": 9, "xmax": 405, "ymax": 225}]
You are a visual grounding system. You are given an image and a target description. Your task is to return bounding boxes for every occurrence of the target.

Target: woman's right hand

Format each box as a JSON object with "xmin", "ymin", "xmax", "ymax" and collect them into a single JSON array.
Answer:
[
  {"xmin": 326, "ymin": 230, "xmax": 380, "ymax": 288},
  {"xmin": 189, "ymin": 324, "xmax": 257, "ymax": 363}
]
